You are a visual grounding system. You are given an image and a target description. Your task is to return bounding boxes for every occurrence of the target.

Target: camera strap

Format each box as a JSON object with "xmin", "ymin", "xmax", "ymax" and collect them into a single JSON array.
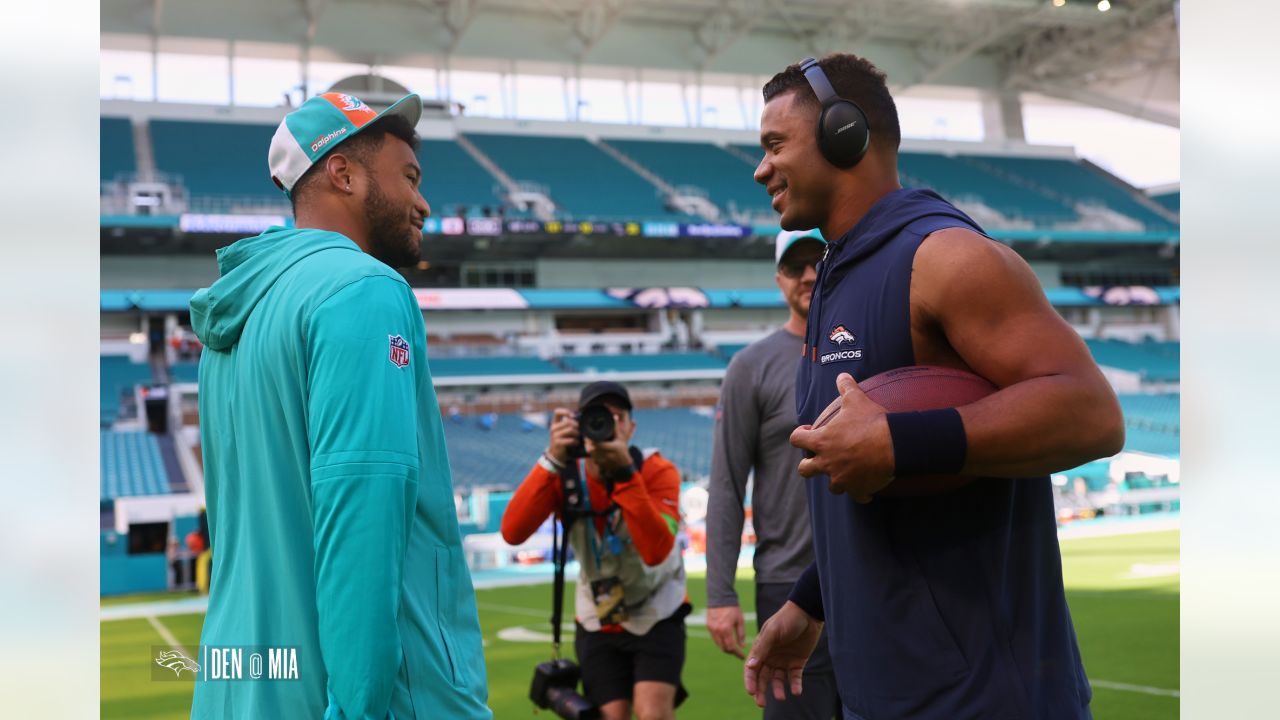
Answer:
[
  {"xmin": 549, "ymin": 453, "xmax": 638, "ymax": 658},
  {"xmin": 551, "ymin": 505, "xmax": 567, "ymax": 659}
]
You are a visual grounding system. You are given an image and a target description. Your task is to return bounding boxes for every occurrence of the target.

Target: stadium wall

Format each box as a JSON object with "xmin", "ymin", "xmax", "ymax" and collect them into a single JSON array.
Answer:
[
  {"xmin": 102, "ymin": 256, "xmax": 219, "ymax": 289},
  {"xmin": 536, "ymin": 258, "xmax": 776, "ymax": 289},
  {"xmin": 102, "ymin": 253, "xmax": 1070, "ymax": 292},
  {"xmin": 425, "ymin": 310, "xmax": 543, "ymax": 339}
]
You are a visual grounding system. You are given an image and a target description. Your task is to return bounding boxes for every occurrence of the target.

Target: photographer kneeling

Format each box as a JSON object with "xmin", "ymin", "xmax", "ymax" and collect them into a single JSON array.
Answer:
[{"xmin": 502, "ymin": 381, "xmax": 689, "ymax": 720}]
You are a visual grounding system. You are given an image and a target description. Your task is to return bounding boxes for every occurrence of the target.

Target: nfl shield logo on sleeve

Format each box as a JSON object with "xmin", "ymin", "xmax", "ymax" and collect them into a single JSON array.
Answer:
[{"xmin": 388, "ymin": 335, "xmax": 411, "ymax": 368}]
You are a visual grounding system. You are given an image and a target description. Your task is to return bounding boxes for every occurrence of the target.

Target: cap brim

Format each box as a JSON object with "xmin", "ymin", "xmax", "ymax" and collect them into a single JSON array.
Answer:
[
  {"xmin": 580, "ymin": 387, "xmax": 632, "ymax": 411},
  {"xmin": 777, "ymin": 236, "xmax": 826, "ymax": 265},
  {"xmin": 372, "ymin": 93, "xmax": 422, "ymax": 130}
]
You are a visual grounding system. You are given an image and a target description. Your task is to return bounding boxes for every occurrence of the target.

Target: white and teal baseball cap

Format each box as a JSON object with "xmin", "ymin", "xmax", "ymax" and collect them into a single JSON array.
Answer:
[
  {"xmin": 268, "ymin": 91, "xmax": 422, "ymax": 196},
  {"xmin": 775, "ymin": 228, "xmax": 826, "ymax": 265}
]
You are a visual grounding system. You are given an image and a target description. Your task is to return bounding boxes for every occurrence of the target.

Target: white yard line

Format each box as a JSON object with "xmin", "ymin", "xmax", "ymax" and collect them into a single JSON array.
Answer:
[
  {"xmin": 1091, "ymin": 679, "xmax": 1180, "ymax": 698},
  {"xmin": 1058, "ymin": 516, "xmax": 1180, "ymax": 541},
  {"xmin": 102, "ymin": 596, "xmax": 209, "ymax": 622},
  {"xmin": 146, "ymin": 615, "xmax": 192, "ymax": 657}
]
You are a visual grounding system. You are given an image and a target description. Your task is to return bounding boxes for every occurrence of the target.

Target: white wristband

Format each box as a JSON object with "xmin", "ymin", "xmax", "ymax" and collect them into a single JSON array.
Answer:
[{"xmin": 538, "ymin": 452, "xmax": 564, "ymax": 474}]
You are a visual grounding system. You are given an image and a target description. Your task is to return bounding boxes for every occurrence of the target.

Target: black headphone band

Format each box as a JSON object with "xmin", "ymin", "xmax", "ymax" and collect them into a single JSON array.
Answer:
[
  {"xmin": 799, "ymin": 57, "xmax": 839, "ymax": 107},
  {"xmin": 795, "ymin": 56, "xmax": 872, "ymax": 169}
]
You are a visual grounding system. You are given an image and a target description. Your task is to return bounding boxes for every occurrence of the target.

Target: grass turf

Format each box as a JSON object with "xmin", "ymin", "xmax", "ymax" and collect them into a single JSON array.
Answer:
[{"xmin": 101, "ymin": 529, "xmax": 1179, "ymax": 719}]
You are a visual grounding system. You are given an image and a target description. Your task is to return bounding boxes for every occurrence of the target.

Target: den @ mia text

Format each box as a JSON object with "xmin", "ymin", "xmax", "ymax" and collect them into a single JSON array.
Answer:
[{"xmin": 207, "ymin": 647, "xmax": 299, "ymax": 680}]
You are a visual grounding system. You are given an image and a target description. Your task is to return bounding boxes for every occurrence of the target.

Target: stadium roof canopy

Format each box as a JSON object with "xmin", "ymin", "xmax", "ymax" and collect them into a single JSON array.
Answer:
[{"xmin": 102, "ymin": 0, "xmax": 1178, "ymax": 126}]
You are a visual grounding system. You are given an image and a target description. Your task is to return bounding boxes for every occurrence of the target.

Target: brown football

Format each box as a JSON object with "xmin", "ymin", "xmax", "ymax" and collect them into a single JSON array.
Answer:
[{"xmin": 811, "ymin": 366, "xmax": 997, "ymax": 497}]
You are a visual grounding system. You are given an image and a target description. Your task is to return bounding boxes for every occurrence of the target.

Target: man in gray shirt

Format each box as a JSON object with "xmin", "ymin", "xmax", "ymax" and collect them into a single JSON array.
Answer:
[{"xmin": 706, "ymin": 229, "xmax": 840, "ymax": 719}]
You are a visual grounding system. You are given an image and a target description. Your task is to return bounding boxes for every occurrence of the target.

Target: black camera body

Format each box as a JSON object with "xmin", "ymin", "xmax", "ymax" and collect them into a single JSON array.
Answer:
[
  {"xmin": 530, "ymin": 658, "xmax": 600, "ymax": 720},
  {"xmin": 567, "ymin": 403, "xmax": 616, "ymax": 459}
]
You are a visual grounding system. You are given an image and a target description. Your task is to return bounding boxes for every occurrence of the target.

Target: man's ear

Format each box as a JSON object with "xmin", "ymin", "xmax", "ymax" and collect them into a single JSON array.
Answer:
[
  {"xmin": 775, "ymin": 270, "xmax": 786, "ymax": 290},
  {"xmin": 322, "ymin": 152, "xmax": 355, "ymax": 194}
]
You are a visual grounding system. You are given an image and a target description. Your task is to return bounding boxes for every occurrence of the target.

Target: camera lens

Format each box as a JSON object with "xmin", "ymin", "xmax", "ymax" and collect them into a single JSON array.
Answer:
[{"xmin": 579, "ymin": 405, "xmax": 615, "ymax": 443}]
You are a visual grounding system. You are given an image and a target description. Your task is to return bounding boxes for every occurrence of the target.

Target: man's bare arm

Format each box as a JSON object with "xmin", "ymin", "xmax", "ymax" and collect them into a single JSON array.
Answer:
[{"xmin": 914, "ymin": 228, "xmax": 1125, "ymax": 477}]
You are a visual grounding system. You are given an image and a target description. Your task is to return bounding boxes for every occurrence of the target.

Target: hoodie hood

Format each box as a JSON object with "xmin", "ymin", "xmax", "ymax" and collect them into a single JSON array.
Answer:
[
  {"xmin": 190, "ymin": 227, "xmax": 360, "ymax": 351},
  {"xmin": 827, "ymin": 187, "xmax": 983, "ymax": 271}
]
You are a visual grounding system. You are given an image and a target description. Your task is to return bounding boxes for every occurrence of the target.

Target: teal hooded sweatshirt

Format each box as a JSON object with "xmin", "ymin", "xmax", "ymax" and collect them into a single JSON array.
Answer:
[{"xmin": 188, "ymin": 226, "xmax": 491, "ymax": 720}]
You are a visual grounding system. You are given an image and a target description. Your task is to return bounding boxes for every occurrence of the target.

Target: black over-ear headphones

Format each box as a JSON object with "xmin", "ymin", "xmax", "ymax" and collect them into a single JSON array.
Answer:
[{"xmin": 800, "ymin": 57, "xmax": 871, "ymax": 169}]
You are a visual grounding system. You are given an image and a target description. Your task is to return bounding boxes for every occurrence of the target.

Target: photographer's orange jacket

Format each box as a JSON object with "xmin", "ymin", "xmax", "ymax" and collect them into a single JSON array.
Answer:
[{"xmin": 500, "ymin": 452, "xmax": 681, "ymax": 566}]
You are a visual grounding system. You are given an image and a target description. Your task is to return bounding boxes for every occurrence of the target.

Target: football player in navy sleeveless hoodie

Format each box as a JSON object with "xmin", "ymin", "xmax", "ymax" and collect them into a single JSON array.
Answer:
[{"xmin": 742, "ymin": 54, "xmax": 1125, "ymax": 720}]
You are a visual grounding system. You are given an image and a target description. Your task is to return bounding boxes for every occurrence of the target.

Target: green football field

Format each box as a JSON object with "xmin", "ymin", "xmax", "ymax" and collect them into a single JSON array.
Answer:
[{"xmin": 102, "ymin": 529, "xmax": 1179, "ymax": 719}]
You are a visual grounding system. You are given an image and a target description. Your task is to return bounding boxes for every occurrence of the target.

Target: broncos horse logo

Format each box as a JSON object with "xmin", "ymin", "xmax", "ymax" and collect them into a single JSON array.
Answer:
[
  {"xmin": 155, "ymin": 650, "xmax": 200, "ymax": 677},
  {"xmin": 828, "ymin": 325, "xmax": 856, "ymax": 345}
]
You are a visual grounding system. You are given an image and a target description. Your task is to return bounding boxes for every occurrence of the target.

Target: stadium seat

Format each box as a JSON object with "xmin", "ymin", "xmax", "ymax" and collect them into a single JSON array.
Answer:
[
  {"xmin": 898, "ymin": 152, "xmax": 1077, "ymax": 225},
  {"xmin": 427, "ymin": 356, "xmax": 563, "ymax": 377},
  {"xmin": 101, "ymin": 117, "xmax": 136, "ymax": 181},
  {"xmin": 442, "ymin": 413, "xmax": 549, "ymax": 489},
  {"xmin": 560, "ymin": 352, "xmax": 726, "ymax": 373},
  {"xmin": 150, "ymin": 119, "xmax": 281, "ymax": 202},
  {"xmin": 101, "ymin": 356, "xmax": 153, "ymax": 426},
  {"xmin": 1086, "ymin": 340, "xmax": 1180, "ymax": 383},
  {"xmin": 440, "ymin": 408, "xmax": 716, "ymax": 489},
  {"xmin": 631, "ymin": 408, "xmax": 714, "ymax": 478},
  {"xmin": 1150, "ymin": 191, "xmax": 1179, "ymax": 214},
  {"xmin": 464, "ymin": 133, "xmax": 691, "ymax": 221},
  {"xmin": 418, "ymin": 138, "xmax": 508, "ymax": 217},
  {"xmin": 715, "ymin": 343, "xmax": 750, "ymax": 361},
  {"xmin": 1116, "ymin": 393, "xmax": 1180, "ymax": 457},
  {"xmin": 964, "ymin": 155, "xmax": 1174, "ymax": 230},
  {"xmin": 607, "ymin": 139, "xmax": 771, "ymax": 218},
  {"xmin": 170, "ymin": 361, "xmax": 200, "ymax": 384},
  {"xmin": 101, "ymin": 430, "xmax": 173, "ymax": 499}
]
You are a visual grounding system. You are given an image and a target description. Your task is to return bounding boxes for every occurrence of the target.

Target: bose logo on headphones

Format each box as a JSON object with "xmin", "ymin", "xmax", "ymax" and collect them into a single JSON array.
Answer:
[{"xmin": 835, "ymin": 120, "xmax": 859, "ymax": 134}]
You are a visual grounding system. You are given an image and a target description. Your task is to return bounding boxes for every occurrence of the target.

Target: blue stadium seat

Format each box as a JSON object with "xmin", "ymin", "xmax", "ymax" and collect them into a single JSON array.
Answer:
[
  {"xmin": 966, "ymin": 155, "xmax": 1174, "ymax": 230},
  {"xmin": 151, "ymin": 119, "xmax": 280, "ymax": 200},
  {"xmin": 898, "ymin": 152, "xmax": 1077, "ymax": 225},
  {"xmin": 560, "ymin": 352, "xmax": 726, "ymax": 373},
  {"xmin": 631, "ymin": 408, "xmax": 714, "ymax": 478},
  {"xmin": 1086, "ymin": 340, "xmax": 1179, "ymax": 383},
  {"xmin": 607, "ymin": 139, "xmax": 770, "ymax": 217},
  {"xmin": 427, "ymin": 356, "xmax": 563, "ymax": 377},
  {"xmin": 418, "ymin": 138, "xmax": 507, "ymax": 216},
  {"xmin": 715, "ymin": 343, "xmax": 750, "ymax": 360},
  {"xmin": 440, "ymin": 408, "xmax": 716, "ymax": 489},
  {"xmin": 1150, "ymin": 191, "xmax": 1179, "ymax": 214},
  {"xmin": 729, "ymin": 144, "xmax": 764, "ymax": 165},
  {"xmin": 101, "ymin": 356, "xmax": 153, "ymax": 426},
  {"xmin": 101, "ymin": 430, "xmax": 173, "ymax": 499},
  {"xmin": 170, "ymin": 361, "xmax": 200, "ymax": 384},
  {"xmin": 101, "ymin": 117, "xmax": 136, "ymax": 181},
  {"xmin": 1116, "ymin": 393, "xmax": 1180, "ymax": 457},
  {"xmin": 464, "ymin": 133, "xmax": 689, "ymax": 221},
  {"xmin": 442, "ymin": 413, "xmax": 549, "ymax": 489}
]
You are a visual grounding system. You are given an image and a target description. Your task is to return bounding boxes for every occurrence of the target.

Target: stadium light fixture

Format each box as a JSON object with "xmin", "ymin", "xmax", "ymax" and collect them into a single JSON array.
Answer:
[
  {"xmin": 1097, "ymin": 0, "xmax": 1111, "ymax": 10},
  {"xmin": 1053, "ymin": 0, "xmax": 1065, "ymax": 7}
]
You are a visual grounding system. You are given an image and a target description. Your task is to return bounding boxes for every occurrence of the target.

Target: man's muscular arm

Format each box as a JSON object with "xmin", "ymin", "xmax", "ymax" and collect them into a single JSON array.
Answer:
[
  {"xmin": 793, "ymin": 228, "xmax": 1124, "ymax": 497},
  {"xmin": 914, "ymin": 228, "xmax": 1125, "ymax": 476}
]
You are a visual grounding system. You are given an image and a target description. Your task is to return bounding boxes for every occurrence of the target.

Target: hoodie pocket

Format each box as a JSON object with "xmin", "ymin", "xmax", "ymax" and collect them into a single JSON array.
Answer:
[
  {"xmin": 433, "ymin": 546, "xmax": 464, "ymax": 689},
  {"xmin": 851, "ymin": 546, "xmax": 970, "ymax": 702}
]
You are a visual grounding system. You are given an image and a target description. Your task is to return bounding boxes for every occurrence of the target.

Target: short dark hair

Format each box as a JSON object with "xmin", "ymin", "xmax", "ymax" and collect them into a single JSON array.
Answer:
[
  {"xmin": 762, "ymin": 53, "xmax": 901, "ymax": 152},
  {"xmin": 290, "ymin": 113, "xmax": 420, "ymax": 212}
]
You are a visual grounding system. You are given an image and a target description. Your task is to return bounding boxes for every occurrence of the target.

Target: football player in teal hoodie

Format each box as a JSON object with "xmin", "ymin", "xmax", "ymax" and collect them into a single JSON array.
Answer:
[{"xmin": 188, "ymin": 92, "xmax": 491, "ymax": 719}]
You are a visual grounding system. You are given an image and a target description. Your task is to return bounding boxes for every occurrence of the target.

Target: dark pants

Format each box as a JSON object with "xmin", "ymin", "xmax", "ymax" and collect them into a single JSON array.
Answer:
[{"xmin": 756, "ymin": 582, "xmax": 842, "ymax": 720}]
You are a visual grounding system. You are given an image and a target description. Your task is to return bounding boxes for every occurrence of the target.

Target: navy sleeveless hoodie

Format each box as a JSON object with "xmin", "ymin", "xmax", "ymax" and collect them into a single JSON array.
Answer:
[{"xmin": 797, "ymin": 188, "xmax": 1091, "ymax": 720}]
